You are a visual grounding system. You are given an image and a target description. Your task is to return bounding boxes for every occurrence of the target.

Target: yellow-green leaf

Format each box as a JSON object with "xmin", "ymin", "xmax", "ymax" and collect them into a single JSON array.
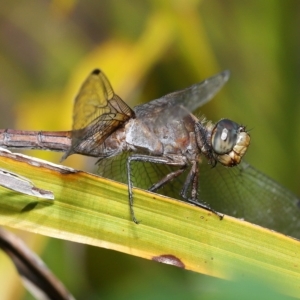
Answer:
[{"xmin": 0, "ymin": 149, "xmax": 299, "ymax": 298}]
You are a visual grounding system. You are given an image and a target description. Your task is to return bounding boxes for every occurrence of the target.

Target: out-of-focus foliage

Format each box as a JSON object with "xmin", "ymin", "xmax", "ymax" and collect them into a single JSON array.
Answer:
[{"xmin": 0, "ymin": 0, "xmax": 299, "ymax": 299}]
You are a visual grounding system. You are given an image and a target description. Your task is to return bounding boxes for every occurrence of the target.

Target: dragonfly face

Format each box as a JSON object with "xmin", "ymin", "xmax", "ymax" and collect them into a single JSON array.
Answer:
[
  {"xmin": 63, "ymin": 69, "xmax": 300, "ymax": 238},
  {"xmin": 209, "ymin": 119, "xmax": 250, "ymax": 167}
]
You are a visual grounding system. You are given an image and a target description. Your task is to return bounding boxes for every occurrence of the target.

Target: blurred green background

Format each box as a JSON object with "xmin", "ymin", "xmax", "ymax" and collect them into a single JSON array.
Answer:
[{"xmin": 0, "ymin": 0, "xmax": 300, "ymax": 299}]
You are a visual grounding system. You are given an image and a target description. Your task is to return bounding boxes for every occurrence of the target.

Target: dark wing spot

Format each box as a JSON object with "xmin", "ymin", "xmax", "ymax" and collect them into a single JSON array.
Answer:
[{"xmin": 92, "ymin": 69, "xmax": 101, "ymax": 75}]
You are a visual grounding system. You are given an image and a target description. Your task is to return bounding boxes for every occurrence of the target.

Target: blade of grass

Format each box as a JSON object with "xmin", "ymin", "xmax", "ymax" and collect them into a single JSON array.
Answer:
[{"xmin": 0, "ymin": 148, "xmax": 299, "ymax": 297}]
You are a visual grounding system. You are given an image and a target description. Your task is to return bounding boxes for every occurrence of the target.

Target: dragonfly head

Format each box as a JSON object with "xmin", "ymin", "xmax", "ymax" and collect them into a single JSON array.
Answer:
[{"xmin": 211, "ymin": 119, "xmax": 250, "ymax": 167}]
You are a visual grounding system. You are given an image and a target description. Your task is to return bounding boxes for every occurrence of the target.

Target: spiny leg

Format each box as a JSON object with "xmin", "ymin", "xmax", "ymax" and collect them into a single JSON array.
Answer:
[
  {"xmin": 180, "ymin": 161, "xmax": 197, "ymax": 199},
  {"xmin": 181, "ymin": 161, "xmax": 223, "ymax": 219},
  {"xmin": 149, "ymin": 166, "xmax": 187, "ymax": 192},
  {"xmin": 126, "ymin": 154, "xmax": 186, "ymax": 224},
  {"xmin": 191, "ymin": 162, "xmax": 199, "ymax": 200}
]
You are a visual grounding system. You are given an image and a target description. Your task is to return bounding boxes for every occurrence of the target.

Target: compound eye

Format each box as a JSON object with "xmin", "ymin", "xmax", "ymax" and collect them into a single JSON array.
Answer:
[{"xmin": 211, "ymin": 119, "xmax": 239, "ymax": 154}]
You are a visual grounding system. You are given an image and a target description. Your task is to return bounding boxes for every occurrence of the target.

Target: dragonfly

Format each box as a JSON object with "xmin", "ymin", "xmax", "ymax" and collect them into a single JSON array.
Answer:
[{"xmin": 1, "ymin": 69, "xmax": 300, "ymax": 238}]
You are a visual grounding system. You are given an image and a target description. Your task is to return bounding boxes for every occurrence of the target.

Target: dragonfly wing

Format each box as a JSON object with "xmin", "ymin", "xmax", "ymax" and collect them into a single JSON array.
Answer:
[
  {"xmin": 196, "ymin": 161, "xmax": 300, "ymax": 238},
  {"xmin": 63, "ymin": 69, "xmax": 134, "ymax": 159},
  {"xmin": 98, "ymin": 153, "xmax": 300, "ymax": 238},
  {"xmin": 97, "ymin": 152, "xmax": 185, "ymax": 198},
  {"xmin": 134, "ymin": 70, "xmax": 230, "ymax": 117}
]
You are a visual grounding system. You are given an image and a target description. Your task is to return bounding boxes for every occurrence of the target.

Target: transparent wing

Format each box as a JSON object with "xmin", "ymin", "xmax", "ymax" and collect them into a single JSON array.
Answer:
[
  {"xmin": 97, "ymin": 153, "xmax": 186, "ymax": 203},
  {"xmin": 197, "ymin": 162, "xmax": 300, "ymax": 239},
  {"xmin": 98, "ymin": 155, "xmax": 300, "ymax": 239},
  {"xmin": 134, "ymin": 70, "xmax": 230, "ymax": 117},
  {"xmin": 64, "ymin": 69, "xmax": 134, "ymax": 158}
]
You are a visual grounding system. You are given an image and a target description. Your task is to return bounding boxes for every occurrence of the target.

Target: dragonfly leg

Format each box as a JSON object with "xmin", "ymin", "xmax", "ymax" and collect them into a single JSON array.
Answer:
[
  {"xmin": 180, "ymin": 161, "xmax": 197, "ymax": 199},
  {"xmin": 149, "ymin": 166, "xmax": 187, "ymax": 192},
  {"xmin": 181, "ymin": 161, "xmax": 223, "ymax": 219},
  {"xmin": 126, "ymin": 154, "xmax": 186, "ymax": 224}
]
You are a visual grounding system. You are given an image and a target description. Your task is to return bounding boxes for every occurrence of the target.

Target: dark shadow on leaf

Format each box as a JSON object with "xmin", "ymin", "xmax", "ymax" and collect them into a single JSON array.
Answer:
[
  {"xmin": 20, "ymin": 200, "xmax": 54, "ymax": 213},
  {"xmin": 21, "ymin": 202, "xmax": 39, "ymax": 212}
]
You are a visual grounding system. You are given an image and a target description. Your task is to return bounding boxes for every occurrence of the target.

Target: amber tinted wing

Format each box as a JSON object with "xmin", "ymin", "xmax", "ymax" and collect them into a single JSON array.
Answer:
[{"xmin": 63, "ymin": 69, "xmax": 134, "ymax": 159}]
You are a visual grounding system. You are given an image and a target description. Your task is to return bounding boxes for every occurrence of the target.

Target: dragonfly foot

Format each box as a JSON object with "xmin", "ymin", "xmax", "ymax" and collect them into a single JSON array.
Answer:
[
  {"xmin": 132, "ymin": 216, "xmax": 140, "ymax": 224},
  {"xmin": 187, "ymin": 198, "xmax": 223, "ymax": 220},
  {"xmin": 130, "ymin": 208, "xmax": 140, "ymax": 224}
]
